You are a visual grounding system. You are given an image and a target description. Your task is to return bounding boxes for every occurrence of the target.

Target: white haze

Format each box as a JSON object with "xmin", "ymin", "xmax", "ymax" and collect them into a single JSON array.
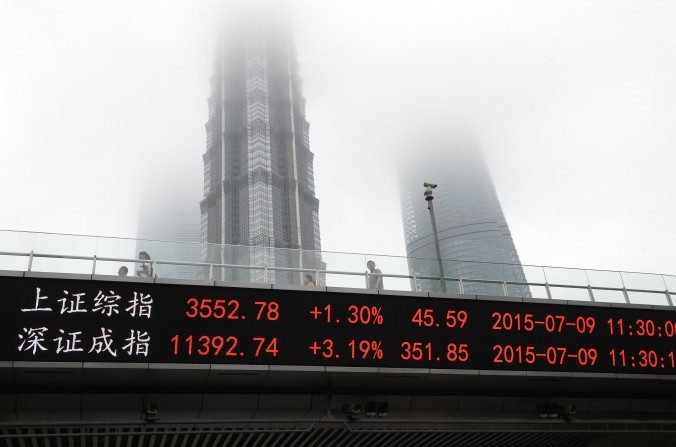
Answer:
[{"xmin": 1, "ymin": 0, "xmax": 675, "ymax": 274}]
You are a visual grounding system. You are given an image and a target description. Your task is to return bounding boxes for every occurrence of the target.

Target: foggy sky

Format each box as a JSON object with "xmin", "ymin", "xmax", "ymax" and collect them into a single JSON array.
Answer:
[{"xmin": 1, "ymin": 0, "xmax": 675, "ymax": 274}]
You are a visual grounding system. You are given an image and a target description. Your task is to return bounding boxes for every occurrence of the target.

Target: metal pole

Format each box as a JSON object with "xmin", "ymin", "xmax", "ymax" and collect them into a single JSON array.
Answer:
[
  {"xmin": 27, "ymin": 250, "xmax": 34, "ymax": 272},
  {"xmin": 425, "ymin": 187, "xmax": 447, "ymax": 293},
  {"xmin": 661, "ymin": 275, "xmax": 674, "ymax": 307}
]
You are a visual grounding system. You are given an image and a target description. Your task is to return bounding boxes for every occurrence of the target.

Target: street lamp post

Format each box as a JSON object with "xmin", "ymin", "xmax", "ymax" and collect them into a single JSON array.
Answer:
[{"xmin": 424, "ymin": 182, "xmax": 447, "ymax": 293}]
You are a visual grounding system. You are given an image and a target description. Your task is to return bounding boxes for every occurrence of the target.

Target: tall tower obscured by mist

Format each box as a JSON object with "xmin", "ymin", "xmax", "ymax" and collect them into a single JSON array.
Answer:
[
  {"xmin": 200, "ymin": 9, "xmax": 322, "ymax": 283},
  {"xmin": 399, "ymin": 141, "xmax": 531, "ymax": 296}
]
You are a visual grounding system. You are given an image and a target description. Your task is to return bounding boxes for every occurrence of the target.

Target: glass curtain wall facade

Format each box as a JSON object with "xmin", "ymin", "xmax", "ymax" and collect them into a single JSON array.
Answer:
[
  {"xmin": 399, "ymin": 143, "xmax": 531, "ymax": 296},
  {"xmin": 200, "ymin": 12, "xmax": 322, "ymax": 284},
  {"xmin": 137, "ymin": 191, "xmax": 202, "ymax": 280}
]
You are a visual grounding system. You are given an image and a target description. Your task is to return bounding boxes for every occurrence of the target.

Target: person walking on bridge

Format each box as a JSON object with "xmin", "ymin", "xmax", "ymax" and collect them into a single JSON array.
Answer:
[{"xmin": 366, "ymin": 260, "xmax": 384, "ymax": 290}]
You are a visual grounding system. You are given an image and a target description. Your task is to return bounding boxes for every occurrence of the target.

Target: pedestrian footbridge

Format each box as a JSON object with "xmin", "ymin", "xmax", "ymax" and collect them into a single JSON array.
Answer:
[{"xmin": 1, "ymin": 230, "xmax": 675, "ymax": 446}]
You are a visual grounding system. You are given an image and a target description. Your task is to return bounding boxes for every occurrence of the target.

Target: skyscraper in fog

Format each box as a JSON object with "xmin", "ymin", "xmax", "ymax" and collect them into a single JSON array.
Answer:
[
  {"xmin": 399, "ymin": 140, "xmax": 530, "ymax": 296},
  {"xmin": 200, "ymin": 10, "xmax": 322, "ymax": 282}
]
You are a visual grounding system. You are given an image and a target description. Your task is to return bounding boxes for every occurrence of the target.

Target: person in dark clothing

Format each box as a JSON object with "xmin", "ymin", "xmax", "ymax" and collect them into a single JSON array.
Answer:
[
  {"xmin": 303, "ymin": 274, "xmax": 317, "ymax": 286},
  {"xmin": 136, "ymin": 251, "xmax": 154, "ymax": 277}
]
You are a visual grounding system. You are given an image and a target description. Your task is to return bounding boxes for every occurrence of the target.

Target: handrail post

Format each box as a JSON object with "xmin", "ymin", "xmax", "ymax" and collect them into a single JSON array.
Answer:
[
  {"xmin": 619, "ymin": 274, "xmax": 631, "ymax": 304},
  {"xmin": 27, "ymin": 250, "xmax": 34, "ymax": 272},
  {"xmin": 622, "ymin": 288, "xmax": 630, "ymax": 304},
  {"xmin": 544, "ymin": 282, "xmax": 552, "ymax": 299},
  {"xmin": 587, "ymin": 285, "xmax": 595, "ymax": 302},
  {"xmin": 315, "ymin": 268, "xmax": 320, "ymax": 286},
  {"xmin": 412, "ymin": 275, "xmax": 419, "ymax": 292},
  {"xmin": 458, "ymin": 278, "xmax": 464, "ymax": 295},
  {"xmin": 365, "ymin": 271, "xmax": 369, "ymax": 289},
  {"xmin": 661, "ymin": 275, "xmax": 673, "ymax": 307},
  {"xmin": 263, "ymin": 265, "xmax": 268, "ymax": 284},
  {"xmin": 91, "ymin": 255, "xmax": 97, "ymax": 275},
  {"xmin": 208, "ymin": 263, "xmax": 214, "ymax": 281},
  {"xmin": 151, "ymin": 260, "xmax": 157, "ymax": 278},
  {"xmin": 502, "ymin": 281, "xmax": 508, "ymax": 297}
]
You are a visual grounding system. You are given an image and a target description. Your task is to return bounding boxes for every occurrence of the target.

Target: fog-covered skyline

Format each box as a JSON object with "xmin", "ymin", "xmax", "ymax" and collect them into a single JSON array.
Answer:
[{"xmin": 1, "ymin": 0, "xmax": 675, "ymax": 274}]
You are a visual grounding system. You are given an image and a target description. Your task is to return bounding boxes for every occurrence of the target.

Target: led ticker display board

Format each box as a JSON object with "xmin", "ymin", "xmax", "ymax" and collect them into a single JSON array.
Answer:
[{"xmin": 1, "ymin": 276, "xmax": 675, "ymax": 375}]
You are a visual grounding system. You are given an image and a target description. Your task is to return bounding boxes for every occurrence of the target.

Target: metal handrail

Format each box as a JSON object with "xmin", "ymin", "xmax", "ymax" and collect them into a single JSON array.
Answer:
[
  {"xmin": 1, "ymin": 250, "xmax": 673, "ymax": 306},
  {"xmin": 3, "ymin": 227, "xmax": 673, "ymax": 277}
]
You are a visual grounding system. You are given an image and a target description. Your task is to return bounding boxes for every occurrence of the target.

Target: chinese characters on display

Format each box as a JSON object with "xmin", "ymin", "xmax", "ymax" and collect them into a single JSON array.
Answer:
[{"xmin": 19, "ymin": 287, "xmax": 152, "ymax": 358}]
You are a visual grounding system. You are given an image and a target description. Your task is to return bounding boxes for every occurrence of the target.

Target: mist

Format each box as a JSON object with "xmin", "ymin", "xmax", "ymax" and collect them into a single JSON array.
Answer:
[{"xmin": 1, "ymin": 0, "xmax": 675, "ymax": 274}]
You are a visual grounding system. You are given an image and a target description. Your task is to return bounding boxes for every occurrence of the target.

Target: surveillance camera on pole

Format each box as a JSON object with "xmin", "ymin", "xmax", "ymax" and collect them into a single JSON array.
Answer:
[{"xmin": 424, "ymin": 182, "xmax": 447, "ymax": 293}]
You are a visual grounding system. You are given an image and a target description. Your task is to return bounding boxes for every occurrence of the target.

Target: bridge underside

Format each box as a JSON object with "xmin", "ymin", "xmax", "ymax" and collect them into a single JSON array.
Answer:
[
  {"xmin": 2, "ymin": 389, "xmax": 676, "ymax": 447},
  {"xmin": 2, "ymin": 346, "xmax": 676, "ymax": 446},
  {"xmin": 1, "ymin": 420, "xmax": 676, "ymax": 447}
]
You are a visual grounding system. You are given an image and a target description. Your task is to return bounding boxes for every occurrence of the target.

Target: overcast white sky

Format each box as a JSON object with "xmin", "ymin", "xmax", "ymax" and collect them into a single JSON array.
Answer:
[{"xmin": 1, "ymin": 0, "xmax": 675, "ymax": 274}]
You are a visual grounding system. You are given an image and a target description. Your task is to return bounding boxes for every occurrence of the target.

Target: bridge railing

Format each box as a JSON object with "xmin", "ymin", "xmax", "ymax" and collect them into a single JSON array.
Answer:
[{"xmin": 0, "ymin": 229, "xmax": 674, "ymax": 307}]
